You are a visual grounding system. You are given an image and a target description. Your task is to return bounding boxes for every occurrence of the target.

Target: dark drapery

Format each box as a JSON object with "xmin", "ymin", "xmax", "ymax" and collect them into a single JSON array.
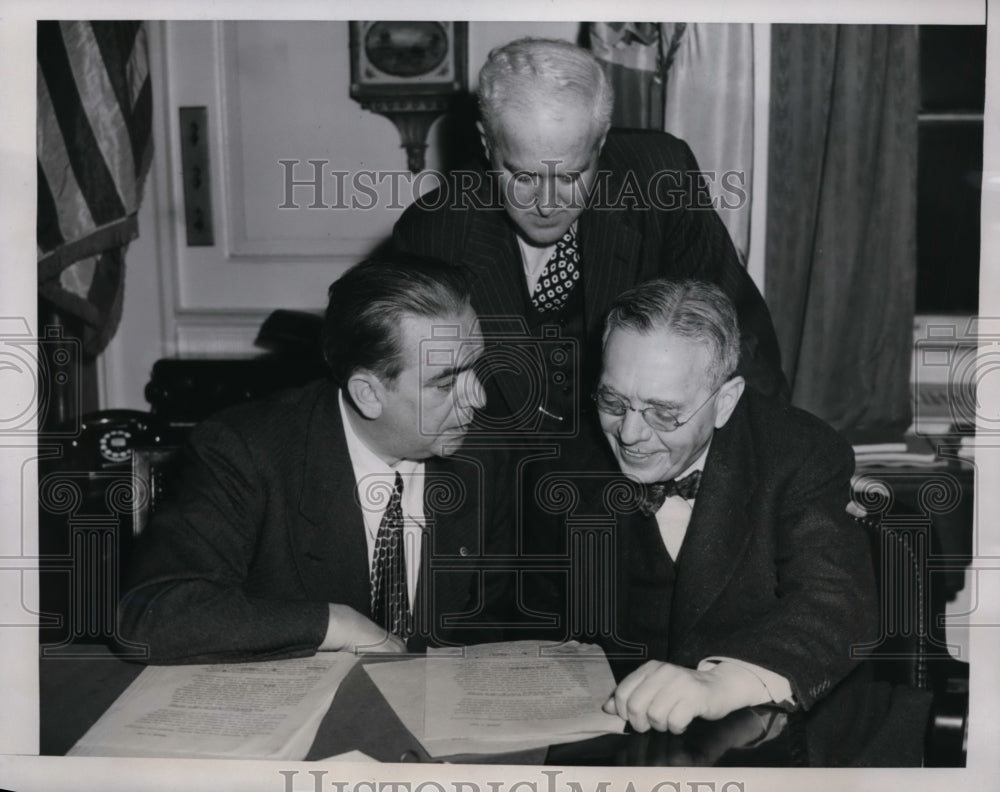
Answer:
[{"xmin": 765, "ymin": 25, "xmax": 919, "ymax": 441}]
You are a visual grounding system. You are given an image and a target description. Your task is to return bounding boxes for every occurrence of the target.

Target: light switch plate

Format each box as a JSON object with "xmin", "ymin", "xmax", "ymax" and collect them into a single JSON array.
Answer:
[{"xmin": 178, "ymin": 106, "xmax": 214, "ymax": 246}]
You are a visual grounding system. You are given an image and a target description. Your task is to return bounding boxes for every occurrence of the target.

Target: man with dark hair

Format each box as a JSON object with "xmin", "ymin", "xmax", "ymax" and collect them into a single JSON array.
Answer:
[
  {"xmin": 394, "ymin": 38, "xmax": 786, "ymax": 637},
  {"xmin": 584, "ymin": 278, "xmax": 907, "ymax": 762},
  {"xmin": 119, "ymin": 254, "xmax": 510, "ymax": 662},
  {"xmin": 395, "ymin": 37, "xmax": 786, "ymax": 439}
]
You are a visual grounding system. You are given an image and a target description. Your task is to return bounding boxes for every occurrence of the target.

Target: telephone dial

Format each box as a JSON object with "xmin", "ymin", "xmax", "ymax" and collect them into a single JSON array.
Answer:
[{"xmin": 64, "ymin": 409, "xmax": 171, "ymax": 470}]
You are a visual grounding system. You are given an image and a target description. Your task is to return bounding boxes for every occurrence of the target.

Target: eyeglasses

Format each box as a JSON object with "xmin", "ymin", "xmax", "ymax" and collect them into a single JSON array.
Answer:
[{"xmin": 591, "ymin": 382, "xmax": 725, "ymax": 433}]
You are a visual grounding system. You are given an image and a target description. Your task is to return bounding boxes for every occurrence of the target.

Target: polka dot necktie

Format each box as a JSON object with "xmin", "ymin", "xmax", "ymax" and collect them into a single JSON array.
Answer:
[
  {"xmin": 638, "ymin": 470, "xmax": 703, "ymax": 517},
  {"xmin": 530, "ymin": 225, "xmax": 581, "ymax": 312},
  {"xmin": 370, "ymin": 472, "xmax": 408, "ymax": 637}
]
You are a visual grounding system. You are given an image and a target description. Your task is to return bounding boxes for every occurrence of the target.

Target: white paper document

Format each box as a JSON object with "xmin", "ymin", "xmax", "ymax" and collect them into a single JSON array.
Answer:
[
  {"xmin": 316, "ymin": 749, "xmax": 379, "ymax": 762},
  {"xmin": 425, "ymin": 641, "xmax": 625, "ymax": 750},
  {"xmin": 68, "ymin": 653, "xmax": 358, "ymax": 760},
  {"xmin": 364, "ymin": 641, "xmax": 624, "ymax": 757}
]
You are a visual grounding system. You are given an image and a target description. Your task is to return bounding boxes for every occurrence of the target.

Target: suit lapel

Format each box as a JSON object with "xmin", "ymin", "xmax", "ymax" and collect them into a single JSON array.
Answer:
[
  {"xmin": 411, "ymin": 454, "xmax": 481, "ymax": 642},
  {"xmin": 412, "ymin": 456, "xmax": 439, "ymax": 621},
  {"xmin": 578, "ymin": 201, "xmax": 643, "ymax": 339},
  {"xmin": 294, "ymin": 385, "xmax": 371, "ymax": 614},
  {"xmin": 463, "ymin": 208, "xmax": 539, "ymax": 416},
  {"xmin": 465, "ymin": 169, "xmax": 645, "ymax": 413},
  {"xmin": 465, "ymin": 207, "xmax": 526, "ymax": 323},
  {"xmin": 669, "ymin": 399, "xmax": 756, "ymax": 648}
]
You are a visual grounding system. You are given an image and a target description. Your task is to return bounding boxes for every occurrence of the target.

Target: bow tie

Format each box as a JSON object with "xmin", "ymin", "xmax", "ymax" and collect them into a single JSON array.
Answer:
[{"xmin": 638, "ymin": 470, "xmax": 702, "ymax": 516}]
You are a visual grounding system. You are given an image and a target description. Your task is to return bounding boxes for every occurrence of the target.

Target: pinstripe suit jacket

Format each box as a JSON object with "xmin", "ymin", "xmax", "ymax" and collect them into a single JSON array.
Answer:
[{"xmin": 393, "ymin": 129, "xmax": 787, "ymax": 423}]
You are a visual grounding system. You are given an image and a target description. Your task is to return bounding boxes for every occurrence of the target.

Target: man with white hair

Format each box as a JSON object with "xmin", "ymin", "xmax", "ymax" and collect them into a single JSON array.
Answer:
[
  {"xmin": 395, "ymin": 38, "xmax": 785, "ymax": 428},
  {"xmin": 394, "ymin": 37, "xmax": 786, "ymax": 637}
]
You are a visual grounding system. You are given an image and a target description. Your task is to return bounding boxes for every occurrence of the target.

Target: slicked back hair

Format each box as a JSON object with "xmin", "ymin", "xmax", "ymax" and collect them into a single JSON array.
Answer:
[
  {"xmin": 323, "ymin": 254, "xmax": 475, "ymax": 388},
  {"xmin": 478, "ymin": 37, "xmax": 613, "ymax": 144}
]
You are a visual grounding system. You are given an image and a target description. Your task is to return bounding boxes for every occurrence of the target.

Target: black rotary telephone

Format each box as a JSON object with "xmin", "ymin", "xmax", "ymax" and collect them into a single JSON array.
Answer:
[{"xmin": 63, "ymin": 409, "xmax": 171, "ymax": 471}]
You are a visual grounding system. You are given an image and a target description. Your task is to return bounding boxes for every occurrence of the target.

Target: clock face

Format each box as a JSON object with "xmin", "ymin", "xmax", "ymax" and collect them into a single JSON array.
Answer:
[{"xmin": 363, "ymin": 21, "xmax": 448, "ymax": 78}]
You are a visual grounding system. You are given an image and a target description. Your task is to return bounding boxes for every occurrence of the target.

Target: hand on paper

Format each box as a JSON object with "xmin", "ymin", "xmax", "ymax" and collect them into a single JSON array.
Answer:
[
  {"xmin": 602, "ymin": 660, "xmax": 765, "ymax": 734},
  {"xmin": 320, "ymin": 604, "xmax": 406, "ymax": 653}
]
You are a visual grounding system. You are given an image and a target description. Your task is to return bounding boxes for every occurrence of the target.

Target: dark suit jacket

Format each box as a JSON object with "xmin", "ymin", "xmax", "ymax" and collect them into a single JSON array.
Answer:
[
  {"xmin": 393, "ymin": 128, "xmax": 787, "ymax": 409},
  {"xmin": 577, "ymin": 391, "xmax": 927, "ymax": 763},
  {"xmin": 605, "ymin": 392, "xmax": 876, "ymax": 708},
  {"xmin": 118, "ymin": 379, "xmax": 512, "ymax": 663}
]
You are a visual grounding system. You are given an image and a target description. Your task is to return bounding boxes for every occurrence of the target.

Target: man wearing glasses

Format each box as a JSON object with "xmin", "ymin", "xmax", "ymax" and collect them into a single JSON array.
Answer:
[
  {"xmin": 394, "ymin": 38, "xmax": 788, "ymax": 639},
  {"xmin": 591, "ymin": 278, "xmax": 881, "ymax": 751}
]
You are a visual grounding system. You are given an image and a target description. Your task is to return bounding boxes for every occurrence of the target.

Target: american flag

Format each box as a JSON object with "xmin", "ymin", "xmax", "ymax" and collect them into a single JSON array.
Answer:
[{"xmin": 37, "ymin": 21, "xmax": 153, "ymax": 356}]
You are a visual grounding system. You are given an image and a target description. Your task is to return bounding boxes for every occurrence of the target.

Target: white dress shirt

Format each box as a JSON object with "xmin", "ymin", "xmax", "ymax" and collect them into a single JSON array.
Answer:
[
  {"xmin": 653, "ymin": 446, "xmax": 710, "ymax": 561},
  {"xmin": 651, "ymin": 442, "xmax": 795, "ymax": 707},
  {"xmin": 339, "ymin": 393, "xmax": 425, "ymax": 610},
  {"xmin": 515, "ymin": 221, "xmax": 576, "ymax": 295}
]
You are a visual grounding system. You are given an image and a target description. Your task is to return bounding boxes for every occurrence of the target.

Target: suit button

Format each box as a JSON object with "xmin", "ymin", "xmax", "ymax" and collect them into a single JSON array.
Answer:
[{"xmin": 459, "ymin": 546, "xmax": 469, "ymax": 556}]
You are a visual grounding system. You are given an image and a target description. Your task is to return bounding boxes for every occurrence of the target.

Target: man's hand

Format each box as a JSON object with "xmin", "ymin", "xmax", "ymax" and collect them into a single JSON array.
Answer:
[
  {"xmin": 319, "ymin": 604, "xmax": 406, "ymax": 653},
  {"xmin": 602, "ymin": 660, "xmax": 763, "ymax": 733}
]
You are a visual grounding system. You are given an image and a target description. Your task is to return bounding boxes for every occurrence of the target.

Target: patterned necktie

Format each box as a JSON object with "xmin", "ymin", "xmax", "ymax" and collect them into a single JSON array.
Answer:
[
  {"xmin": 530, "ymin": 225, "xmax": 581, "ymax": 312},
  {"xmin": 370, "ymin": 472, "xmax": 408, "ymax": 637},
  {"xmin": 638, "ymin": 470, "xmax": 702, "ymax": 517}
]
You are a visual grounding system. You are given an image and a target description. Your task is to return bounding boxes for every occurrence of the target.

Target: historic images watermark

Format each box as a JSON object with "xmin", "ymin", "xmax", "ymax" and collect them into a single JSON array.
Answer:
[
  {"xmin": 18, "ymin": 307, "xmax": 981, "ymax": 657},
  {"xmin": 278, "ymin": 769, "xmax": 747, "ymax": 792},
  {"xmin": 912, "ymin": 316, "xmax": 998, "ymax": 436},
  {"xmin": 416, "ymin": 321, "xmax": 579, "ymax": 438},
  {"xmin": 276, "ymin": 160, "xmax": 749, "ymax": 213},
  {"xmin": 0, "ymin": 317, "xmax": 81, "ymax": 438}
]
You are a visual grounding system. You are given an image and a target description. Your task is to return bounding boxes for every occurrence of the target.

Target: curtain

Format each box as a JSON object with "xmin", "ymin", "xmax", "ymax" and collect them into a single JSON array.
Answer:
[
  {"xmin": 37, "ymin": 21, "xmax": 153, "ymax": 357},
  {"xmin": 765, "ymin": 25, "xmax": 919, "ymax": 441},
  {"xmin": 661, "ymin": 24, "xmax": 754, "ymax": 262},
  {"xmin": 589, "ymin": 23, "xmax": 755, "ymax": 261}
]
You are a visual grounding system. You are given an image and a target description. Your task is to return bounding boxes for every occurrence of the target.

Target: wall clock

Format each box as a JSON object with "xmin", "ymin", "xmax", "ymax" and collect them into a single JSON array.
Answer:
[{"xmin": 349, "ymin": 21, "xmax": 468, "ymax": 173}]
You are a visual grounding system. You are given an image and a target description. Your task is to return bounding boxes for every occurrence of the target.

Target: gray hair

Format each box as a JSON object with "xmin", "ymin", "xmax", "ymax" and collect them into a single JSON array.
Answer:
[
  {"xmin": 603, "ymin": 279, "xmax": 741, "ymax": 389},
  {"xmin": 478, "ymin": 38, "xmax": 613, "ymax": 143}
]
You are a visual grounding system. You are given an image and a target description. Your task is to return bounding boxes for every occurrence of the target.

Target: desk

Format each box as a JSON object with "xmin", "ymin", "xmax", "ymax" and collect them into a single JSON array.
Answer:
[{"xmin": 40, "ymin": 648, "xmax": 805, "ymax": 766}]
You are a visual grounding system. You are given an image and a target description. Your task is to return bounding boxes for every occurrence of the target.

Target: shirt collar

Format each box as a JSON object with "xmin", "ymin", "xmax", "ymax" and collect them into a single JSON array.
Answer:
[
  {"xmin": 338, "ymin": 391, "xmax": 420, "ymax": 487},
  {"xmin": 678, "ymin": 442, "xmax": 711, "ymax": 480},
  {"xmin": 515, "ymin": 220, "xmax": 578, "ymax": 277}
]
